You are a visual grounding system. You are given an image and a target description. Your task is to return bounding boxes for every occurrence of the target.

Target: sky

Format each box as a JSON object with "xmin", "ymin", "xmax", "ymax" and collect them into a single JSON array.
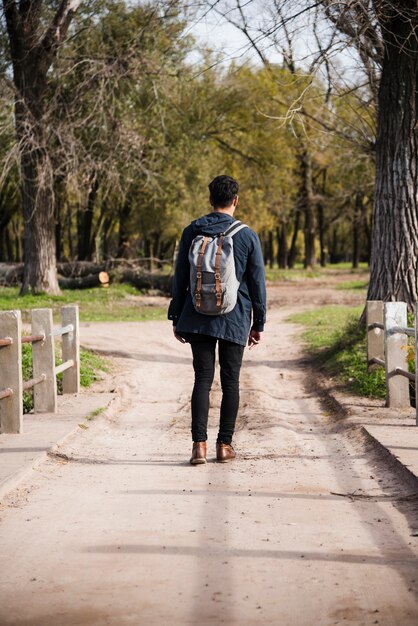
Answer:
[{"xmin": 183, "ymin": 2, "xmax": 363, "ymax": 87}]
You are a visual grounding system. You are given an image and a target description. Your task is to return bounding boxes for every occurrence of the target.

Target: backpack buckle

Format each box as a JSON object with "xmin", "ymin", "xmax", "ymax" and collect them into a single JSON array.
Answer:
[
  {"xmin": 215, "ymin": 272, "xmax": 220, "ymax": 280},
  {"xmin": 196, "ymin": 272, "xmax": 202, "ymax": 278}
]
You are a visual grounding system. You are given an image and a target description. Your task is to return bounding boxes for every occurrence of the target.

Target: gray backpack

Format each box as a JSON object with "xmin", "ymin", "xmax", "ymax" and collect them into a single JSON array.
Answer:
[{"xmin": 189, "ymin": 220, "xmax": 248, "ymax": 315}]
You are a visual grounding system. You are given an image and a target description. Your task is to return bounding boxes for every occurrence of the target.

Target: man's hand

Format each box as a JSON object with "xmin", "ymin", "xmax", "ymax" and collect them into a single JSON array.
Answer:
[
  {"xmin": 173, "ymin": 326, "xmax": 186, "ymax": 343},
  {"xmin": 248, "ymin": 329, "xmax": 262, "ymax": 350}
]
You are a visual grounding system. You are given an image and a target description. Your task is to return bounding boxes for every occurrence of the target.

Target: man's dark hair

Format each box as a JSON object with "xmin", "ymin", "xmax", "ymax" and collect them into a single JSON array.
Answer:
[{"xmin": 208, "ymin": 175, "xmax": 239, "ymax": 209}]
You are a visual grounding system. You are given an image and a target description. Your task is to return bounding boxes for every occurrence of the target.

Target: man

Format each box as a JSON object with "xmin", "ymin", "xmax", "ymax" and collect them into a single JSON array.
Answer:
[{"xmin": 168, "ymin": 175, "xmax": 266, "ymax": 464}]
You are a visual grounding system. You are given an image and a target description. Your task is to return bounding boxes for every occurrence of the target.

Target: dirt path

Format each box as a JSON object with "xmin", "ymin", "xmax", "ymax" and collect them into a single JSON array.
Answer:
[{"xmin": 1, "ymin": 299, "xmax": 418, "ymax": 625}]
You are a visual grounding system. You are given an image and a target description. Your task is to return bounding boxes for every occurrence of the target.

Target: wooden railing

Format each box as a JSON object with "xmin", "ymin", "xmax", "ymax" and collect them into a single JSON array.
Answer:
[
  {"xmin": 0, "ymin": 306, "xmax": 80, "ymax": 434},
  {"xmin": 367, "ymin": 300, "xmax": 417, "ymax": 424}
]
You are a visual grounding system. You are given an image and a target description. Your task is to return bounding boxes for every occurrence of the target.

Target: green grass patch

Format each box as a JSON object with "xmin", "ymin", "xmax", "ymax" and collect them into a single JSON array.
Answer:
[
  {"xmin": 336, "ymin": 279, "xmax": 369, "ymax": 291},
  {"xmin": 0, "ymin": 284, "xmax": 167, "ymax": 323},
  {"xmin": 85, "ymin": 406, "xmax": 106, "ymax": 421},
  {"xmin": 288, "ymin": 305, "xmax": 386, "ymax": 399},
  {"xmin": 265, "ymin": 262, "xmax": 369, "ymax": 283},
  {"xmin": 265, "ymin": 267, "xmax": 322, "ymax": 282},
  {"xmin": 22, "ymin": 344, "xmax": 110, "ymax": 413}
]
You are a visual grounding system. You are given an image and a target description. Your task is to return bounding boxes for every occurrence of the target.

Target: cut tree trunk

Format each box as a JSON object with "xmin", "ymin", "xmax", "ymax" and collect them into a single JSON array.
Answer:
[
  {"xmin": 367, "ymin": 3, "xmax": 418, "ymax": 308},
  {"xmin": 58, "ymin": 271, "xmax": 109, "ymax": 289},
  {"xmin": 0, "ymin": 263, "xmax": 24, "ymax": 285},
  {"xmin": 120, "ymin": 269, "xmax": 172, "ymax": 294}
]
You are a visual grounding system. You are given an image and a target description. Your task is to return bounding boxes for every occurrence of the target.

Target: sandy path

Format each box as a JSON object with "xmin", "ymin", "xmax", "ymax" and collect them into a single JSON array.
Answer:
[{"xmin": 0, "ymin": 305, "xmax": 418, "ymax": 625}]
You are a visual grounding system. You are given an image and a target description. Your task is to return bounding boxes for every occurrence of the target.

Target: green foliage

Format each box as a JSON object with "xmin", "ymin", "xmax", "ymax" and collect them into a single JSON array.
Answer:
[
  {"xmin": 79, "ymin": 349, "xmax": 110, "ymax": 387},
  {"xmin": 21, "ymin": 344, "xmax": 34, "ymax": 413},
  {"xmin": 0, "ymin": 0, "xmax": 376, "ymax": 270},
  {"xmin": 0, "ymin": 284, "xmax": 166, "ymax": 322},
  {"xmin": 21, "ymin": 345, "xmax": 109, "ymax": 413},
  {"xmin": 289, "ymin": 305, "xmax": 386, "ymax": 398}
]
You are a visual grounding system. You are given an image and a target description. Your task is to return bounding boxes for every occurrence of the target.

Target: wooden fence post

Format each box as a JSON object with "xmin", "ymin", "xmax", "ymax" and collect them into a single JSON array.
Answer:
[
  {"xmin": 32, "ymin": 308, "xmax": 57, "ymax": 413},
  {"xmin": 367, "ymin": 301, "xmax": 384, "ymax": 371},
  {"xmin": 61, "ymin": 305, "xmax": 80, "ymax": 394},
  {"xmin": 384, "ymin": 302, "xmax": 410, "ymax": 408},
  {"xmin": 0, "ymin": 310, "xmax": 23, "ymax": 433}
]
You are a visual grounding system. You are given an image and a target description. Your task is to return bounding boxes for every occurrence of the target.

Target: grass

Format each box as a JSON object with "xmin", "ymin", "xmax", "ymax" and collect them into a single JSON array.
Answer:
[
  {"xmin": 288, "ymin": 305, "xmax": 386, "ymax": 399},
  {"xmin": 265, "ymin": 267, "xmax": 322, "ymax": 281},
  {"xmin": 265, "ymin": 262, "xmax": 369, "ymax": 283},
  {"xmin": 336, "ymin": 279, "xmax": 369, "ymax": 291},
  {"xmin": 22, "ymin": 344, "xmax": 110, "ymax": 413},
  {"xmin": 85, "ymin": 406, "xmax": 106, "ymax": 421},
  {"xmin": 0, "ymin": 284, "xmax": 167, "ymax": 323},
  {"xmin": 1, "ymin": 283, "xmax": 165, "ymax": 412}
]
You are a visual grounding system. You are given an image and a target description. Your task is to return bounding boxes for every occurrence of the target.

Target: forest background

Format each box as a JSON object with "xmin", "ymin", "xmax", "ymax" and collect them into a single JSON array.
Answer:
[{"xmin": 0, "ymin": 0, "xmax": 376, "ymax": 283}]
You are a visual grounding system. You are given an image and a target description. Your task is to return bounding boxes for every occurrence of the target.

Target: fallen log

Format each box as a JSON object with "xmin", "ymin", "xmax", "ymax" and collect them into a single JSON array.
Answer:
[
  {"xmin": 57, "ymin": 262, "xmax": 109, "ymax": 278},
  {"xmin": 57, "ymin": 258, "xmax": 172, "ymax": 277},
  {"xmin": 119, "ymin": 269, "xmax": 172, "ymax": 294},
  {"xmin": 58, "ymin": 271, "xmax": 110, "ymax": 290},
  {"xmin": 0, "ymin": 261, "xmax": 172, "ymax": 294},
  {"xmin": 0, "ymin": 263, "xmax": 23, "ymax": 285}
]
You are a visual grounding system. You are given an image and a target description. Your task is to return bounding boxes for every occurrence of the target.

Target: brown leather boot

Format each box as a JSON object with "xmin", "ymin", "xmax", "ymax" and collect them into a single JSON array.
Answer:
[
  {"xmin": 216, "ymin": 442, "xmax": 236, "ymax": 463},
  {"xmin": 190, "ymin": 441, "xmax": 207, "ymax": 465}
]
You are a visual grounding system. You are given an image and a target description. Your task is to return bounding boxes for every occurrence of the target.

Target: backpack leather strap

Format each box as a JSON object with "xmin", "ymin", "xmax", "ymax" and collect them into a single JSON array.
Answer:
[
  {"xmin": 215, "ymin": 235, "xmax": 224, "ymax": 308},
  {"xmin": 195, "ymin": 236, "xmax": 209, "ymax": 308}
]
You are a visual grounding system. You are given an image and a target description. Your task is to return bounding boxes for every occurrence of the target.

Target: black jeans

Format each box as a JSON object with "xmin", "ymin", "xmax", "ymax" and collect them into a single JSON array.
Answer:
[{"xmin": 187, "ymin": 334, "xmax": 245, "ymax": 444}]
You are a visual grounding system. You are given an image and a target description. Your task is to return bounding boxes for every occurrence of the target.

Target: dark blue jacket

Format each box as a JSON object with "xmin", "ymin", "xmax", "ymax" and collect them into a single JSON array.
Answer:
[{"xmin": 168, "ymin": 212, "xmax": 266, "ymax": 346}]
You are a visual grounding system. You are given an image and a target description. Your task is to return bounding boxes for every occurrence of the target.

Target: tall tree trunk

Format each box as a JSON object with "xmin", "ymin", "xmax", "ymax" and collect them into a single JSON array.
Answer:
[
  {"xmin": 55, "ymin": 178, "xmax": 65, "ymax": 262},
  {"xmin": 0, "ymin": 229, "xmax": 6, "ymax": 262},
  {"xmin": 367, "ymin": 4, "xmax": 418, "ymax": 307},
  {"xmin": 18, "ymin": 109, "xmax": 60, "ymax": 293},
  {"xmin": 277, "ymin": 222, "xmax": 288, "ymax": 269},
  {"xmin": 67, "ymin": 207, "xmax": 74, "ymax": 260},
  {"xmin": 299, "ymin": 150, "xmax": 316, "ymax": 269},
  {"xmin": 117, "ymin": 198, "xmax": 133, "ymax": 258},
  {"xmin": 330, "ymin": 227, "xmax": 339, "ymax": 264},
  {"xmin": 7, "ymin": 39, "xmax": 59, "ymax": 293},
  {"xmin": 362, "ymin": 202, "xmax": 372, "ymax": 265},
  {"xmin": 77, "ymin": 176, "xmax": 98, "ymax": 261},
  {"xmin": 261, "ymin": 233, "xmax": 269, "ymax": 266},
  {"xmin": 352, "ymin": 194, "xmax": 361, "ymax": 269},
  {"xmin": 268, "ymin": 230, "xmax": 274, "ymax": 269},
  {"xmin": 317, "ymin": 202, "xmax": 326, "ymax": 267},
  {"xmin": 6, "ymin": 225, "xmax": 14, "ymax": 262},
  {"xmin": 3, "ymin": 0, "xmax": 81, "ymax": 293},
  {"xmin": 102, "ymin": 216, "xmax": 113, "ymax": 259},
  {"xmin": 288, "ymin": 207, "xmax": 301, "ymax": 268}
]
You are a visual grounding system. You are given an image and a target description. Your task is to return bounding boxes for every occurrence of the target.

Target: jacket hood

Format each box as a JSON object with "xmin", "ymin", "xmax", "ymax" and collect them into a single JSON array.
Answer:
[{"xmin": 191, "ymin": 212, "xmax": 235, "ymax": 236}]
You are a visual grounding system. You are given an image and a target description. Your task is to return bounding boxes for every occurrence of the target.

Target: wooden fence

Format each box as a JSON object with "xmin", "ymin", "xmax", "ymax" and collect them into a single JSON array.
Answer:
[
  {"xmin": 367, "ymin": 300, "xmax": 417, "ymax": 424},
  {"xmin": 0, "ymin": 306, "xmax": 80, "ymax": 434}
]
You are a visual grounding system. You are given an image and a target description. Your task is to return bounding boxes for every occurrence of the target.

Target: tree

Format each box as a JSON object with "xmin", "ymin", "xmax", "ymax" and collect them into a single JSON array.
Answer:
[
  {"xmin": 1, "ymin": 0, "xmax": 85, "ymax": 293},
  {"xmin": 209, "ymin": 0, "xmax": 418, "ymax": 305}
]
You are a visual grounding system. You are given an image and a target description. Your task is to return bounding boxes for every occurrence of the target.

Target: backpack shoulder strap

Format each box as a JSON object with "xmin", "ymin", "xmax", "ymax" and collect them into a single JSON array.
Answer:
[{"xmin": 224, "ymin": 220, "xmax": 248, "ymax": 237}]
